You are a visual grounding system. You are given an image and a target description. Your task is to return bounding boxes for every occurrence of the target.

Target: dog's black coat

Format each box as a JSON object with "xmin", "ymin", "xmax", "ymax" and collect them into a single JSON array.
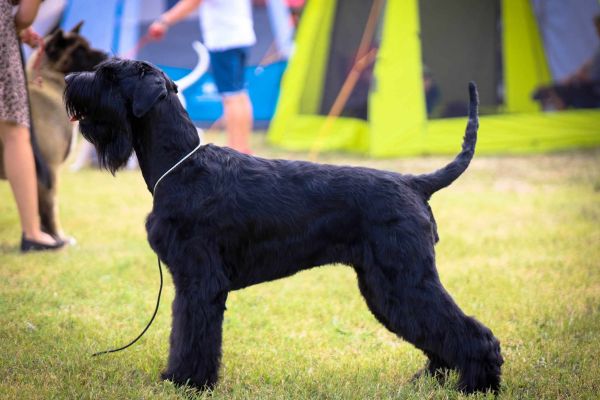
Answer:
[{"xmin": 64, "ymin": 59, "xmax": 503, "ymax": 394}]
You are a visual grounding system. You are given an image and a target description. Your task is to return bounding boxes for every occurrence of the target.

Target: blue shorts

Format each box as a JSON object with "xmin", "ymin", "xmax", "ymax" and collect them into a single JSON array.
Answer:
[{"xmin": 209, "ymin": 47, "xmax": 249, "ymax": 96}]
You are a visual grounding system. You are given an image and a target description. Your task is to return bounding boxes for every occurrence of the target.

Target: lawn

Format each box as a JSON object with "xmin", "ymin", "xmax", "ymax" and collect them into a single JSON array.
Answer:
[{"xmin": 1, "ymin": 132, "xmax": 599, "ymax": 399}]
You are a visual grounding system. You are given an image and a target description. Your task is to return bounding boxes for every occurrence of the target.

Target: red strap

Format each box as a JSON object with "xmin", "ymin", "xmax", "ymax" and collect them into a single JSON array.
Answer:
[
  {"xmin": 121, "ymin": 33, "xmax": 154, "ymax": 59},
  {"xmin": 31, "ymin": 38, "xmax": 45, "ymax": 87}
]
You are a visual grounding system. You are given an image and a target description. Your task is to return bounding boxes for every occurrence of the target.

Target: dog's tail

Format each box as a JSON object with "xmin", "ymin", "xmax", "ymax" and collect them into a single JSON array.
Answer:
[{"xmin": 411, "ymin": 82, "xmax": 479, "ymax": 198}]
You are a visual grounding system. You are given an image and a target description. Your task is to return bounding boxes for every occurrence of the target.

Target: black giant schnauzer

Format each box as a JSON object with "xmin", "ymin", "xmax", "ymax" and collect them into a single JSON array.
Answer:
[{"xmin": 64, "ymin": 59, "xmax": 503, "ymax": 394}]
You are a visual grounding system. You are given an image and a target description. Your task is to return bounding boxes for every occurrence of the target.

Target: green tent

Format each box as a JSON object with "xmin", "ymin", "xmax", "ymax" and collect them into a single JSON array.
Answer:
[{"xmin": 268, "ymin": 0, "xmax": 600, "ymax": 157}]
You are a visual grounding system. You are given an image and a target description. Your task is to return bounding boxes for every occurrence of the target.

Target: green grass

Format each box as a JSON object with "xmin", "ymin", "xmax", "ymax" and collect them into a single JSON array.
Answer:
[{"xmin": 1, "ymin": 133, "xmax": 599, "ymax": 399}]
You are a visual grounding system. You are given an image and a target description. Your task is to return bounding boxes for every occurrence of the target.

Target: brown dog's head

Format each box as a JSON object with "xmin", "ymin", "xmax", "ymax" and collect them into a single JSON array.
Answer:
[{"xmin": 43, "ymin": 21, "xmax": 107, "ymax": 75}]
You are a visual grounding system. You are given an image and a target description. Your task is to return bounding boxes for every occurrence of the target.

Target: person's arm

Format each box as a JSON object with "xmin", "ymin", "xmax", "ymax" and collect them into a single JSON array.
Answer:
[
  {"xmin": 160, "ymin": 0, "xmax": 203, "ymax": 26},
  {"xmin": 14, "ymin": 0, "xmax": 43, "ymax": 32},
  {"xmin": 148, "ymin": 0, "xmax": 203, "ymax": 40},
  {"xmin": 561, "ymin": 59, "xmax": 593, "ymax": 85},
  {"xmin": 573, "ymin": 60, "xmax": 593, "ymax": 83}
]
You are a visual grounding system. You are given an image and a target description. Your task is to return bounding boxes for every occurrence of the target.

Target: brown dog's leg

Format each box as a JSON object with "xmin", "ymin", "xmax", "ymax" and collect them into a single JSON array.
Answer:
[{"xmin": 37, "ymin": 171, "xmax": 61, "ymax": 237}]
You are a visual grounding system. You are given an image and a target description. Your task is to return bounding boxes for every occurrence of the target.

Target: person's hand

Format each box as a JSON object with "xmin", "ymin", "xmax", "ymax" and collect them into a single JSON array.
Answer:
[
  {"xmin": 148, "ymin": 20, "xmax": 169, "ymax": 41},
  {"xmin": 19, "ymin": 27, "xmax": 42, "ymax": 47}
]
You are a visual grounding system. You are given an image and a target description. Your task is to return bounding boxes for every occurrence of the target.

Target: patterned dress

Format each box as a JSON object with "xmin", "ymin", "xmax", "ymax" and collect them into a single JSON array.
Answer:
[{"xmin": 0, "ymin": 0, "xmax": 30, "ymax": 128}]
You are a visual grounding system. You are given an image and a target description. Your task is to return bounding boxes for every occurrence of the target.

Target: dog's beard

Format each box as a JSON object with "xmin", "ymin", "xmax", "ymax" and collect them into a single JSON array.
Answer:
[
  {"xmin": 79, "ymin": 119, "xmax": 134, "ymax": 174},
  {"xmin": 65, "ymin": 76, "xmax": 134, "ymax": 174}
]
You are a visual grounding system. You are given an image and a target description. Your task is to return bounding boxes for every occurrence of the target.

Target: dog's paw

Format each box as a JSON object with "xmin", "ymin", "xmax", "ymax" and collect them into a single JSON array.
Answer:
[
  {"xmin": 411, "ymin": 365, "xmax": 451, "ymax": 385},
  {"xmin": 160, "ymin": 370, "xmax": 217, "ymax": 391},
  {"xmin": 456, "ymin": 362, "xmax": 502, "ymax": 395}
]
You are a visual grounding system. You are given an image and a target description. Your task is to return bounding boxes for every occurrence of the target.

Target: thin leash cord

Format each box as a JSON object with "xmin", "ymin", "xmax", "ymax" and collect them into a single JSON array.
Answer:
[
  {"xmin": 152, "ymin": 141, "xmax": 203, "ymax": 193},
  {"xmin": 92, "ymin": 258, "xmax": 163, "ymax": 357},
  {"xmin": 92, "ymin": 139, "xmax": 203, "ymax": 357}
]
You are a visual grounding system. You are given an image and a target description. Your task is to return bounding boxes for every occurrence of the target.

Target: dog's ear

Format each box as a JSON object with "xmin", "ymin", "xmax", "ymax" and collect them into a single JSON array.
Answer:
[
  {"xmin": 132, "ymin": 73, "xmax": 168, "ymax": 118},
  {"xmin": 162, "ymin": 72, "xmax": 179, "ymax": 93},
  {"xmin": 70, "ymin": 21, "xmax": 84, "ymax": 34},
  {"xmin": 44, "ymin": 29, "xmax": 66, "ymax": 60},
  {"xmin": 47, "ymin": 28, "xmax": 64, "ymax": 42}
]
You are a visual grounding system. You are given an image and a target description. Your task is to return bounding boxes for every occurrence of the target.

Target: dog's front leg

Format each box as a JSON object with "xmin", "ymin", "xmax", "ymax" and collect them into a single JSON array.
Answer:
[{"xmin": 161, "ymin": 275, "xmax": 228, "ymax": 390}]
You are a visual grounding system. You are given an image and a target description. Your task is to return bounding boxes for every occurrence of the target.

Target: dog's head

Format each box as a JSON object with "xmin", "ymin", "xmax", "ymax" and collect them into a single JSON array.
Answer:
[
  {"xmin": 64, "ymin": 58, "xmax": 178, "ymax": 173},
  {"xmin": 43, "ymin": 22, "xmax": 107, "ymax": 74}
]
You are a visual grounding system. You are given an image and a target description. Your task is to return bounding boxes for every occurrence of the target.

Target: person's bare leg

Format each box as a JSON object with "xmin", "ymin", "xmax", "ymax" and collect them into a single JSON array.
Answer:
[
  {"xmin": 223, "ymin": 96, "xmax": 238, "ymax": 150},
  {"xmin": 223, "ymin": 92, "xmax": 253, "ymax": 154},
  {"xmin": 0, "ymin": 121, "xmax": 59, "ymax": 245}
]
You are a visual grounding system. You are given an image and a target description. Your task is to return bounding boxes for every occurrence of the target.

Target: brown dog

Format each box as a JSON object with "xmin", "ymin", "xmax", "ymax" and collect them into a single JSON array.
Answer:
[{"xmin": 0, "ymin": 22, "xmax": 106, "ymax": 240}]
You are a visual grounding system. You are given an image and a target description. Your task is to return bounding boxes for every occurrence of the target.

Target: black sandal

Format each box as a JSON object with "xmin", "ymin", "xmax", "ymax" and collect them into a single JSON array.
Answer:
[{"xmin": 20, "ymin": 234, "xmax": 66, "ymax": 253}]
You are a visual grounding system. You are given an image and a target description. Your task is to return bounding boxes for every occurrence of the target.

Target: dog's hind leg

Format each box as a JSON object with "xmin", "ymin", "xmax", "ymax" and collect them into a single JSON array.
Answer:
[
  {"xmin": 355, "ymin": 249, "xmax": 502, "ymax": 394},
  {"xmin": 159, "ymin": 249, "xmax": 230, "ymax": 390},
  {"xmin": 37, "ymin": 171, "xmax": 61, "ymax": 237}
]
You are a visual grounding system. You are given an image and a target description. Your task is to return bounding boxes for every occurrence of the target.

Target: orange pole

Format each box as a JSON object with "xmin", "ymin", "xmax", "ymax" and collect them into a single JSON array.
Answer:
[{"xmin": 308, "ymin": 0, "xmax": 385, "ymax": 160}]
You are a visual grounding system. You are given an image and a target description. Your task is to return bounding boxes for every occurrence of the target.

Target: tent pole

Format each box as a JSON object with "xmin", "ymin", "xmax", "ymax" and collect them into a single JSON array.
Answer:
[{"xmin": 308, "ymin": 0, "xmax": 385, "ymax": 160}]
